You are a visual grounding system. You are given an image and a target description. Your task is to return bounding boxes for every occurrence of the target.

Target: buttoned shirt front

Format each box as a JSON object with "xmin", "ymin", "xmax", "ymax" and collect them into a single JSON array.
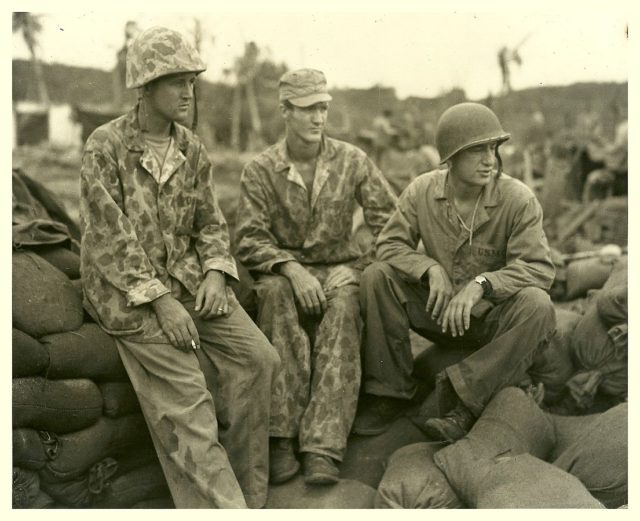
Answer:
[{"xmin": 235, "ymin": 136, "xmax": 397, "ymax": 273}]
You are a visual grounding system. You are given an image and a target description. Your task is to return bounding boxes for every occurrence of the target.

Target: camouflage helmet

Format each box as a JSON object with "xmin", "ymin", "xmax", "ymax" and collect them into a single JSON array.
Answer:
[
  {"xmin": 126, "ymin": 26, "xmax": 206, "ymax": 89},
  {"xmin": 436, "ymin": 102, "xmax": 510, "ymax": 163}
]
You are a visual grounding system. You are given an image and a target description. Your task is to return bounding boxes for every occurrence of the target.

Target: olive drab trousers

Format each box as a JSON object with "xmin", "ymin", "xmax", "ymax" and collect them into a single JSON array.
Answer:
[
  {"xmin": 116, "ymin": 295, "xmax": 279, "ymax": 509},
  {"xmin": 360, "ymin": 262, "xmax": 556, "ymax": 416},
  {"xmin": 254, "ymin": 265, "xmax": 362, "ymax": 462}
]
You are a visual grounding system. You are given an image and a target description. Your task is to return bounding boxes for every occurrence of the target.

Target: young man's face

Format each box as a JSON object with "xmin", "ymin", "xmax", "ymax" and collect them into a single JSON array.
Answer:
[
  {"xmin": 145, "ymin": 72, "xmax": 196, "ymax": 124},
  {"xmin": 283, "ymin": 102, "xmax": 329, "ymax": 144},
  {"xmin": 450, "ymin": 141, "xmax": 498, "ymax": 188}
]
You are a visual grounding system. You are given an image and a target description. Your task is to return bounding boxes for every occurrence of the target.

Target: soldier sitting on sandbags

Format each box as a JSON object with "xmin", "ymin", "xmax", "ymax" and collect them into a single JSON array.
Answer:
[
  {"xmin": 354, "ymin": 103, "xmax": 556, "ymax": 442},
  {"xmin": 79, "ymin": 26, "xmax": 279, "ymax": 509}
]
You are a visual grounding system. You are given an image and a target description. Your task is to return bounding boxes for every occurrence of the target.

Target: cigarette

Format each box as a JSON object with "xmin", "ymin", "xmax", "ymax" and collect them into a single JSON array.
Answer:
[{"xmin": 191, "ymin": 339, "xmax": 197, "ymax": 350}]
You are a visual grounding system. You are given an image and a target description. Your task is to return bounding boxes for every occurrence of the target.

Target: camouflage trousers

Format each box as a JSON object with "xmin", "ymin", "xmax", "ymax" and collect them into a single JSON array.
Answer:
[
  {"xmin": 254, "ymin": 265, "xmax": 362, "ymax": 461},
  {"xmin": 115, "ymin": 294, "xmax": 279, "ymax": 508}
]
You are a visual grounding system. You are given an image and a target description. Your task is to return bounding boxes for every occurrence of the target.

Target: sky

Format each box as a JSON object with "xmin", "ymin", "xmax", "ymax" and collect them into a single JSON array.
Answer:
[{"xmin": 10, "ymin": 0, "xmax": 630, "ymax": 100}]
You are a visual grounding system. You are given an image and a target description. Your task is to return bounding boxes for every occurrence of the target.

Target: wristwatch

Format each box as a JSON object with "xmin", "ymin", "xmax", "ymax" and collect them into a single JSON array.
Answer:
[{"xmin": 474, "ymin": 275, "xmax": 492, "ymax": 297}]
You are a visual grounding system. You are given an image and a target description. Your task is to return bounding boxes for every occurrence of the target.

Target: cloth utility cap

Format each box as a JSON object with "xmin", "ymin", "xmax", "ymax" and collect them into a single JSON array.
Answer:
[
  {"xmin": 436, "ymin": 102, "xmax": 511, "ymax": 163},
  {"xmin": 126, "ymin": 26, "xmax": 206, "ymax": 89},
  {"xmin": 279, "ymin": 68, "xmax": 333, "ymax": 107}
]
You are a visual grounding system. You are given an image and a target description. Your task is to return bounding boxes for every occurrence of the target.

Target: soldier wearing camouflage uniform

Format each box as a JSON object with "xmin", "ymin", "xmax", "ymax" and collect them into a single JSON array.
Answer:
[
  {"xmin": 235, "ymin": 69, "xmax": 397, "ymax": 485},
  {"xmin": 79, "ymin": 27, "xmax": 279, "ymax": 508}
]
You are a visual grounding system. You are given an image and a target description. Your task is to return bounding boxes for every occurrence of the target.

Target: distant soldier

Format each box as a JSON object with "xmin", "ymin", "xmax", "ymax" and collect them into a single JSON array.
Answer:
[
  {"xmin": 372, "ymin": 109, "xmax": 397, "ymax": 165},
  {"xmin": 235, "ymin": 69, "xmax": 397, "ymax": 485},
  {"xmin": 80, "ymin": 26, "xmax": 279, "ymax": 508},
  {"xmin": 354, "ymin": 103, "xmax": 556, "ymax": 442}
]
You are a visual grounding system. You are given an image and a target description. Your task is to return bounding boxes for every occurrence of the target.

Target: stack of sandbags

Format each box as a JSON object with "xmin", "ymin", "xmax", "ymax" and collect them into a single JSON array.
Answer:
[
  {"xmin": 566, "ymin": 258, "xmax": 627, "ymax": 411},
  {"xmin": 530, "ymin": 257, "xmax": 627, "ymax": 413},
  {"xmin": 12, "ymin": 250, "xmax": 172, "ymax": 508},
  {"xmin": 375, "ymin": 388, "xmax": 627, "ymax": 508}
]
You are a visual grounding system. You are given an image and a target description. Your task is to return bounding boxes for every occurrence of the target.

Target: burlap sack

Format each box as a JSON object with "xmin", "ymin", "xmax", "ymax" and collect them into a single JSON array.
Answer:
[
  {"xmin": 13, "ymin": 377, "xmax": 103, "ymax": 433},
  {"xmin": 12, "ymin": 328, "xmax": 49, "ymax": 377},
  {"xmin": 92, "ymin": 462, "xmax": 170, "ymax": 509},
  {"xmin": 435, "ymin": 450, "xmax": 603, "ymax": 508},
  {"xmin": 41, "ymin": 414, "xmax": 152, "ymax": 482},
  {"xmin": 553, "ymin": 403, "xmax": 628, "ymax": 508},
  {"xmin": 41, "ymin": 323, "xmax": 127, "ymax": 381},
  {"xmin": 529, "ymin": 309, "xmax": 581, "ymax": 403},
  {"xmin": 12, "ymin": 251, "xmax": 83, "ymax": 337},
  {"xmin": 375, "ymin": 442, "xmax": 462, "ymax": 508},
  {"xmin": 13, "ymin": 429, "xmax": 49, "ymax": 471},
  {"xmin": 99, "ymin": 382, "xmax": 142, "ymax": 417}
]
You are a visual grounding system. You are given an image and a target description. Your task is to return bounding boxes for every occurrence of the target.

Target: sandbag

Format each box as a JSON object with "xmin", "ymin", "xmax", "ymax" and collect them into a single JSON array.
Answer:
[
  {"xmin": 549, "ymin": 413, "xmax": 599, "ymax": 459},
  {"xmin": 529, "ymin": 309, "xmax": 581, "ymax": 403},
  {"xmin": 564, "ymin": 256, "xmax": 615, "ymax": 300},
  {"xmin": 41, "ymin": 414, "xmax": 152, "ymax": 481},
  {"xmin": 462, "ymin": 387, "xmax": 556, "ymax": 461},
  {"xmin": 32, "ymin": 244, "xmax": 81, "ymax": 279},
  {"xmin": 375, "ymin": 442, "xmax": 462, "ymax": 508},
  {"xmin": 12, "ymin": 251, "xmax": 84, "ymax": 337},
  {"xmin": 596, "ymin": 285, "xmax": 627, "ymax": 327},
  {"xmin": 571, "ymin": 305, "xmax": 627, "ymax": 402},
  {"xmin": 553, "ymin": 403, "xmax": 628, "ymax": 508},
  {"xmin": 40, "ymin": 457, "xmax": 119, "ymax": 508},
  {"xmin": 92, "ymin": 462, "xmax": 170, "ymax": 509},
  {"xmin": 41, "ymin": 323, "xmax": 127, "ymax": 381},
  {"xmin": 13, "ymin": 467, "xmax": 55, "ymax": 509},
  {"xmin": 436, "ymin": 450, "xmax": 604, "ymax": 508},
  {"xmin": 12, "ymin": 328, "xmax": 49, "ymax": 377},
  {"xmin": 13, "ymin": 429, "xmax": 49, "ymax": 471},
  {"xmin": 13, "ymin": 377, "xmax": 103, "ymax": 433},
  {"xmin": 99, "ymin": 381, "xmax": 141, "ymax": 417},
  {"xmin": 266, "ymin": 477, "xmax": 376, "ymax": 508}
]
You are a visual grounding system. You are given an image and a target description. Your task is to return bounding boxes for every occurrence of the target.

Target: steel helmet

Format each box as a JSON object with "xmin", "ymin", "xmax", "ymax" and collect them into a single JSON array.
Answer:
[
  {"xmin": 125, "ymin": 26, "xmax": 206, "ymax": 89},
  {"xmin": 436, "ymin": 103, "xmax": 510, "ymax": 163}
]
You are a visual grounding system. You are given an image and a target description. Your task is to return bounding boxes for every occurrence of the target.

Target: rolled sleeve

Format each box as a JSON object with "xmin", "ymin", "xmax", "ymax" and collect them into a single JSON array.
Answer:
[{"xmin": 126, "ymin": 279, "xmax": 171, "ymax": 307}]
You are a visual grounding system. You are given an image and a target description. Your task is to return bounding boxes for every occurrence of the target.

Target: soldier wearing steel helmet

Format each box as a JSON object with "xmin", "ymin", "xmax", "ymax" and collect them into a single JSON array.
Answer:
[
  {"xmin": 354, "ymin": 102, "xmax": 556, "ymax": 442},
  {"xmin": 79, "ymin": 26, "xmax": 279, "ymax": 508}
]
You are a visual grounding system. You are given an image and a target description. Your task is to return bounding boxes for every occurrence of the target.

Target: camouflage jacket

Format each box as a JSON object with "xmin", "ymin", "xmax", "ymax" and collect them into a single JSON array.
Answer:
[
  {"xmin": 376, "ymin": 168, "xmax": 555, "ymax": 302},
  {"xmin": 235, "ymin": 136, "xmax": 397, "ymax": 273},
  {"xmin": 80, "ymin": 107, "xmax": 237, "ymax": 341}
]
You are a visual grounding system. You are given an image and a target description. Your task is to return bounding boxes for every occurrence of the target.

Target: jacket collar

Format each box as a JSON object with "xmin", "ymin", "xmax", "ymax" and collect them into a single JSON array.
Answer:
[
  {"xmin": 122, "ymin": 105, "xmax": 190, "ymax": 154},
  {"xmin": 433, "ymin": 167, "xmax": 500, "ymax": 207},
  {"xmin": 272, "ymin": 134, "xmax": 337, "ymax": 173}
]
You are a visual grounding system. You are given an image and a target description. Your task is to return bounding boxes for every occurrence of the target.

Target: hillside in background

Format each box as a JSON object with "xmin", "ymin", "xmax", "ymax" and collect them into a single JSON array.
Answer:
[{"xmin": 13, "ymin": 59, "xmax": 627, "ymax": 150}]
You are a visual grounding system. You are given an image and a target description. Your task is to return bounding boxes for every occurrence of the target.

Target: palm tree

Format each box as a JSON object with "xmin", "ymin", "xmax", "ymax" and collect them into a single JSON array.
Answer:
[{"xmin": 13, "ymin": 12, "xmax": 49, "ymax": 105}]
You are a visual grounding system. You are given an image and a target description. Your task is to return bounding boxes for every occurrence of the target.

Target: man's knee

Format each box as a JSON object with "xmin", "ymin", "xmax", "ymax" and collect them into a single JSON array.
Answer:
[
  {"xmin": 361, "ymin": 261, "xmax": 397, "ymax": 293},
  {"xmin": 250, "ymin": 337, "xmax": 281, "ymax": 376},
  {"xmin": 512, "ymin": 287, "xmax": 555, "ymax": 326},
  {"xmin": 255, "ymin": 274, "xmax": 295, "ymax": 304}
]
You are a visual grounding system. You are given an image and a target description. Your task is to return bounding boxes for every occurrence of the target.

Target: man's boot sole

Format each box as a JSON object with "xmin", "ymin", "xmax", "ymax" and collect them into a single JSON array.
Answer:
[{"xmin": 270, "ymin": 460, "xmax": 301, "ymax": 485}]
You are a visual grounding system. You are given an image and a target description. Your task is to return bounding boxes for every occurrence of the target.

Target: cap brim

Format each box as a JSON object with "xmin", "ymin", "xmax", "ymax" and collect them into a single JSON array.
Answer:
[{"xmin": 287, "ymin": 93, "xmax": 333, "ymax": 107}]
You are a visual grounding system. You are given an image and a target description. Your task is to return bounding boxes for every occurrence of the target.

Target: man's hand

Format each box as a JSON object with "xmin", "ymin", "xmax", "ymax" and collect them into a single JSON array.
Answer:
[
  {"xmin": 195, "ymin": 270, "xmax": 228, "ymax": 319},
  {"xmin": 440, "ymin": 280, "xmax": 484, "ymax": 337},
  {"xmin": 151, "ymin": 294, "xmax": 200, "ymax": 352},
  {"xmin": 279, "ymin": 261, "xmax": 327, "ymax": 316},
  {"xmin": 324, "ymin": 265, "xmax": 360, "ymax": 291},
  {"xmin": 425, "ymin": 264, "xmax": 453, "ymax": 323}
]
